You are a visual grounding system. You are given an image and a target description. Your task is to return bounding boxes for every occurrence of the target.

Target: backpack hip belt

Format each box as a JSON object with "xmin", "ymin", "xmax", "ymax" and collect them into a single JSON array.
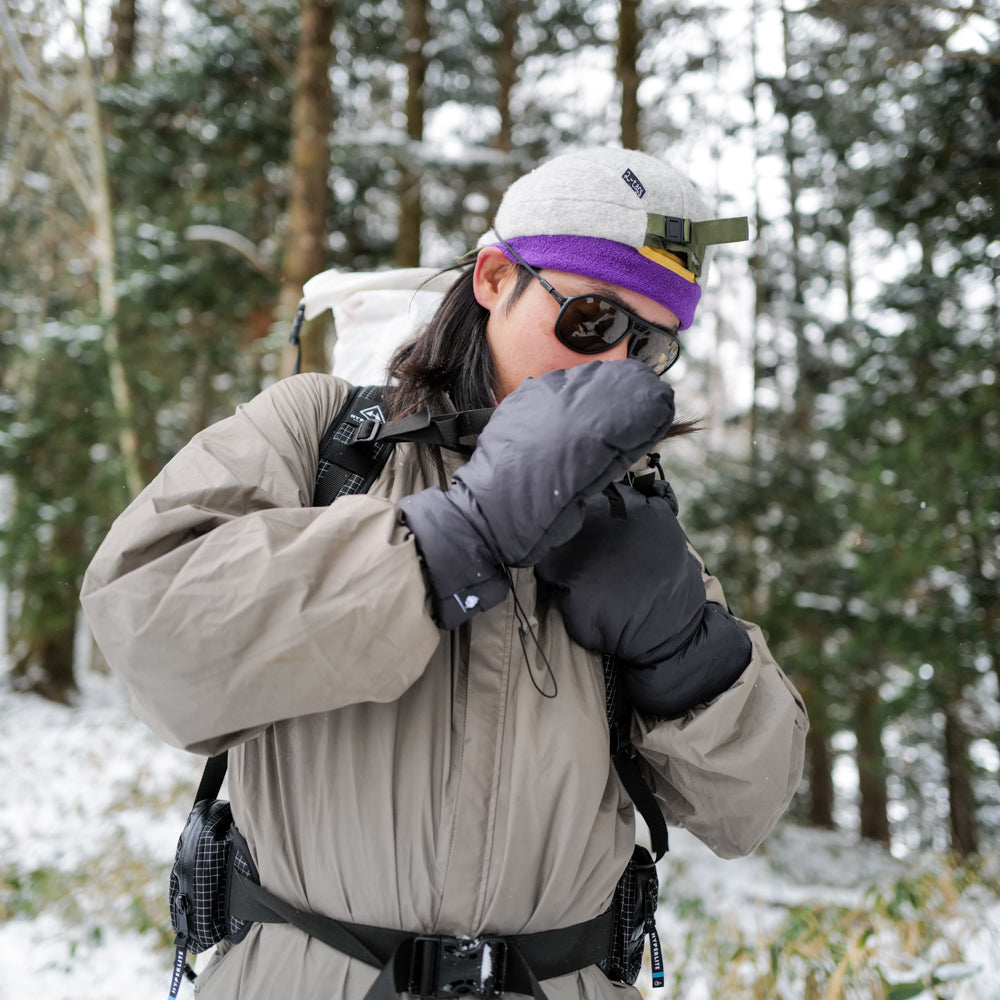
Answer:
[{"xmin": 229, "ymin": 869, "xmax": 614, "ymax": 1000}]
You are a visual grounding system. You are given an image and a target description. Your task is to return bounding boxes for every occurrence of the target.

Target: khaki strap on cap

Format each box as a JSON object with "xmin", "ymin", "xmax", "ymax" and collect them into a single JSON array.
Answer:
[{"xmin": 643, "ymin": 214, "xmax": 750, "ymax": 277}]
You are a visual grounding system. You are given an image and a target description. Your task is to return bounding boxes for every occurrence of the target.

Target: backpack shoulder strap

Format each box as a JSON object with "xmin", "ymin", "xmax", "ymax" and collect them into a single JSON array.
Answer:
[
  {"xmin": 359, "ymin": 406, "xmax": 493, "ymax": 454},
  {"xmin": 194, "ymin": 750, "xmax": 229, "ymax": 803},
  {"xmin": 193, "ymin": 384, "xmax": 396, "ymax": 803},
  {"xmin": 313, "ymin": 385, "xmax": 395, "ymax": 507},
  {"xmin": 603, "ymin": 653, "xmax": 669, "ymax": 861}
]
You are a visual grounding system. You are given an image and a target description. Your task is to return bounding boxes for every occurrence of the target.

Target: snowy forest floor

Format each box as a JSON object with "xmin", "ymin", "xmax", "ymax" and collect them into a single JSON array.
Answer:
[{"xmin": 1, "ymin": 667, "xmax": 999, "ymax": 1000}]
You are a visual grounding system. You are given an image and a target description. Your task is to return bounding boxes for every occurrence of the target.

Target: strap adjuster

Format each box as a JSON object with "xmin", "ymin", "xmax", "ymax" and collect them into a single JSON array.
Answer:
[
  {"xmin": 408, "ymin": 935, "xmax": 507, "ymax": 999},
  {"xmin": 352, "ymin": 418, "xmax": 382, "ymax": 444}
]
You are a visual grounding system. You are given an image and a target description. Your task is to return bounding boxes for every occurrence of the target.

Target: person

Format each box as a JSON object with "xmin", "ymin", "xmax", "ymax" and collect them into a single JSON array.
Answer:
[{"xmin": 81, "ymin": 146, "xmax": 808, "ymax": 1000}]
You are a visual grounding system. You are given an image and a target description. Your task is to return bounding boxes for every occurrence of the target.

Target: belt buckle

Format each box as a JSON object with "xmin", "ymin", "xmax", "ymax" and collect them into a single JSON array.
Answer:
[{"xmin": 409, "ymin": 934, "xmax": 507, "ymax": 999}]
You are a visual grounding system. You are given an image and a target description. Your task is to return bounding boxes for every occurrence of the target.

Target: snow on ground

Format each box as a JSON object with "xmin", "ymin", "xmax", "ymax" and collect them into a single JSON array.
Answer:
[
  {"xmin": 1, "ymin": 666, "xmax": 999, "ymax": 1000},
  {"xmin": 0, "ymin": 667, "xmax": 197, "ymax": 1000}
]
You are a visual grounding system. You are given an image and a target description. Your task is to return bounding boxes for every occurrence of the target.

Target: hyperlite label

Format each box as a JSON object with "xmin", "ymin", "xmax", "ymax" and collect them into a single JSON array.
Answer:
[
  {"xmin": 169, "ymin": 941, "xmax": 188, "ymax": 1000},
  {"xmin": 648, "ymin": 925, "xmax": 664, "ymax": 988},
  {"xmin": 622, "ymin": 168, "xmax": 646, "ymax": 198}
]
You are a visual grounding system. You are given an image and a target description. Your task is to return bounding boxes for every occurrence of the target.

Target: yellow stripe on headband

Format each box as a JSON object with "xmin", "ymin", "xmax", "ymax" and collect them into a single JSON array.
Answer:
[{"xmin": 637, "ymin": 245, "xmax": 697, "ymax": 283}]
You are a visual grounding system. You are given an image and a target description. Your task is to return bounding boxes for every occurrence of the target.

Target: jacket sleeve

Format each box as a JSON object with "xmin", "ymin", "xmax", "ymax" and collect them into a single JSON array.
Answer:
[
  {"xmin": 79, "ymin": 373, "xmax": 441, "ymax": 755},
  {"xmin": 630, "ymin": 552, "xmax": 808, "ymax": 859}
]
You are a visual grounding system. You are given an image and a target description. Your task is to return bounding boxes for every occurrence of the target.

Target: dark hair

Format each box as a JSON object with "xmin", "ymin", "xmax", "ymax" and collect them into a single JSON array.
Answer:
[
  {"xmin": 386, "ymin": 257, "xmax": 532, "ymax": 419},
  {"xmin": 386, "ymin": 257, "xmax": 699, "ymax": 436}
]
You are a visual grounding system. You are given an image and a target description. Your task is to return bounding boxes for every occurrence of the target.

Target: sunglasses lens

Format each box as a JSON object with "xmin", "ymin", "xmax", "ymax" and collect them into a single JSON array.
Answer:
[
  {"xmin": 555, "ymin": 294, "xmax": 681, "ymax": 374},
  {"xmin": 557, "ymin": 297, "xmax": 631, "ymax": 354},
  {"xmin": 629, "ymin": 329, "xmax": 680, "ymax": 375}
]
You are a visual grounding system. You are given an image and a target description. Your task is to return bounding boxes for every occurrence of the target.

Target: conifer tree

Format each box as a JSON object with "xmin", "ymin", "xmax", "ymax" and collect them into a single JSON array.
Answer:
[
  {"xmin": 1, "ymin": 0, "xmax": 294, "ymax": 698},
  {"xmin": 1, "ymin": 0, "xmax": 140, "ymax": 698},
  {"xmin": 690, "ymin": 0, "xmax": 999, "ymax": 851},
  {"xmin": 810, "ymin": 0, "xmax": 998, "ymax": 856}
]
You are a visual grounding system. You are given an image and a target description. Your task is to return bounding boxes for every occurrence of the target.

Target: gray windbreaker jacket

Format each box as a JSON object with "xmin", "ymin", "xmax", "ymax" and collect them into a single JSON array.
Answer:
[{"xmin": 81, "ymin": 372, "xmax": 808, "ymax": 1000}]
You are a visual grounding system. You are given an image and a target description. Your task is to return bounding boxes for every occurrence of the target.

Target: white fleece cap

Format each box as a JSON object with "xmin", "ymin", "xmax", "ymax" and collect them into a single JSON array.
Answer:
[{"xmin": 487, "ymin": 147, "xmax": 748, "ymax": 329}]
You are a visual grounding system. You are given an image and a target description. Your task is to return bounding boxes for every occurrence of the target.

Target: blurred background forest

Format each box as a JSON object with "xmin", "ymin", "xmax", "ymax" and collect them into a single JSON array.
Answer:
[{"xmin": 1, "ymin": 0, "xmax": 998, "ymax": 869}]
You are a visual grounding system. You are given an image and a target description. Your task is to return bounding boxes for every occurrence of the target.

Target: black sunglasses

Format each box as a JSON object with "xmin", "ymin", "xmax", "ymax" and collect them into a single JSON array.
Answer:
[{"xmin": 494, "ymin": 236, "xmax": 681, "ymax": 375}]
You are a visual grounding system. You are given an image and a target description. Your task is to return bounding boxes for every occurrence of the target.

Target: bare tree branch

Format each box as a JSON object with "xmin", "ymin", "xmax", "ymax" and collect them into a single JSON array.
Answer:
[
  {"xmin": 0, "ymin": 3, "xmax": 96, "ymax": 210},
  {"xmin": 185, "ymin": 225, "xmax": 276, "ymax": 278},
  {"xmin": 0, "ymin": 2, "xmax": 57, "ymax": 112},
  {"xmin": 31, "ymin": 107, "xmax": 97, "ymax": 211},
  {"xmin": 3, "ymin": 0, "xmax": 145, "ymax": 497},
  {"xmin": 75, "ymin": 0, "xmax": 145, "ymax": 498}
]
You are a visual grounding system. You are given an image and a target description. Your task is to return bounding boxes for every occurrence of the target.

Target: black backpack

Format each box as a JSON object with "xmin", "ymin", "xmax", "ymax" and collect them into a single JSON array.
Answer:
[{"xmin": 167, "ymin": 385, "xmax": 667, "ymax": 999}]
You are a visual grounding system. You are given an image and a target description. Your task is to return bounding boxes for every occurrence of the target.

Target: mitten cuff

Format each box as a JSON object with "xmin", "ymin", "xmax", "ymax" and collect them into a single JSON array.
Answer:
[{"xmin": 398, "ymin": 488, "xmax": 509, "ymax": 629}]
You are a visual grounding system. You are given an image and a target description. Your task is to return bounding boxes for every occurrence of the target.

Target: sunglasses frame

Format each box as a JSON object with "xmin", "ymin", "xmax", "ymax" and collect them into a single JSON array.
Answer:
[{"xmin": 492, "ymin": 236, "xmax": 682, "ymax": 375}]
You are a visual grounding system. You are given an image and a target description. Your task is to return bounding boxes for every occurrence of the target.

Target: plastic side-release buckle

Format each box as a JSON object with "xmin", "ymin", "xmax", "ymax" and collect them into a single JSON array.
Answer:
[{"xmin": 409, "ymin": 935, "xmax": 507, "ymax": 999}]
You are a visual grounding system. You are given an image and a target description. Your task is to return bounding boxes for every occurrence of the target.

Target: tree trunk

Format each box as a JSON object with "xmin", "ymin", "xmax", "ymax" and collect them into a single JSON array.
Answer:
[
  {"xmin": 11, "ymin": 622, "xmax": 78, "ymax": 704},
  {"xmin": 107, "ymin": 0, "xmax": 137, "ymax": 79},
  {"xmin": 747, "ymin": 0, "xmax": 767, "ymax": 469},
  {"xmin": 8, "ymin": 517, "xmax": 84, "ymax": 704},
  {"xmin": 617, "ymin": 0, "xmax": 641, "ymax": 149},
  {"xmin": 77, "ymin": 16, "xmax": 145, "ymax": 498},
  {"xmin": 278, "ymin": 0, "xmax": 336, "ymax": 378},
  {"xmin": 493, "ymin": 1, "xmax": 520, "ymax": 155},
  {"xmin": 394, "ymin": 0, "xmax": 429, "ymax": 269},
  {"xmin": 944, "ymin": 702, "xmax": 978, "ymax": 857},
  {"xmin": 486, "ymin": 0, "xmax": 523, "ymax": 224},
  {"xmin": 807, "ymin": 725, "xmax": 835, "ymax": 828},
  {"xmin": 855, "ymin": 683, "xmax": 891, "ymax": 845}
]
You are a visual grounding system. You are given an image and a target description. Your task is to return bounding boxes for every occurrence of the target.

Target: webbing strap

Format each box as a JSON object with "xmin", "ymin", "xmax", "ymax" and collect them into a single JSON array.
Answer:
[
  {"xmin": 313, "ymin": 386, "xmax": 394, "ymax": 507},
  {"xmin": 643, "ymin": 214, "xmax": 750, "ymax": 278},
  {"xmin": 230, "ymin": 871, "xmax": 614, "ymax": 1000},
  {"xmin": 603, "ymin": 653, "xmax": 669, "ymax": 861},
  {"xmin": 194, "ymin": 751, "xmax": 227, "ymax": 804},
  {"xmin": 370, "ymin": 406, "xmax": 494, "ymax": 453},
  {"xmin": 644, "ymin": 214, "xmax": 749, "ymax": 250},
  {"xmin": 612, "ymin": 751, "xmax": 669, "ymax": 861},
  {"xmin": 229, "ymin": 873, "xmax": 384, "ymax": 966},
  {"xmin": 314, "ymin": 387, "xmax": 493, "ymax": 510}
]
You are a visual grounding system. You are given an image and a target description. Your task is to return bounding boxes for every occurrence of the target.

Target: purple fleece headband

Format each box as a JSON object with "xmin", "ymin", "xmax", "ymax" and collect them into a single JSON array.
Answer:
[{"xmin": 494, "ymin": 234, "xmax": 702, "ymax": 330}]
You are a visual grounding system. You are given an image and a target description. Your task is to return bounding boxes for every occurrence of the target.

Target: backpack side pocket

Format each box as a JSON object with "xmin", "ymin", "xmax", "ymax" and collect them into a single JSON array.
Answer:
[
  {"xmin": 224, "ymin": 822, "xmax": 260, "ymax": 945},
  {"xmin": 598, "ymin": 844, "xmax": 662, "ymax": 986},
  {"xmin": 169, "ymin": 798, "xmax": 235, "ymax": 954}
]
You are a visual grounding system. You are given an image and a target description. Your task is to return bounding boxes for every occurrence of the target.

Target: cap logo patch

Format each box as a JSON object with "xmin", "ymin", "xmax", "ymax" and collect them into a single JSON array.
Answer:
[{"xmin": 622, "ymin": 168, "xmax": 645, "ymax": 199}]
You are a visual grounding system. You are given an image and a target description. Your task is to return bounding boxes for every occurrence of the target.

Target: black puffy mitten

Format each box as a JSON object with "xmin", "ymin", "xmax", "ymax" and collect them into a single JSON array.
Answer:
[
  {"xmin": 535, "ymin": 480, "xmax": 752, "ymax": 716},
  {"xmin": 398, "ymin": 360, "xmax": 676, "ymax": 629}
]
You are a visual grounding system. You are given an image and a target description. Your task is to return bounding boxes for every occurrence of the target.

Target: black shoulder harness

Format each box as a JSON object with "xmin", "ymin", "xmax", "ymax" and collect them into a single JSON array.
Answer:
[{"xmin": 313, "ymin": 385, "xmax": 396, "ymax": 506}]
